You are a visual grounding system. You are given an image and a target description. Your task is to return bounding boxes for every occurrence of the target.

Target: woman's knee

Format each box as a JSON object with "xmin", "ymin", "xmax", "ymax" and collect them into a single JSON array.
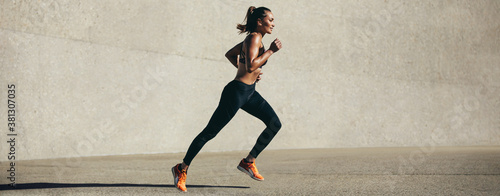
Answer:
[
  {"xmin": 269, "ymin": 117, "xmax": 282, "ymax": 132},
  {"xmin": 198, "ymin": 128, "xmax": 219, "ymax": 142}
]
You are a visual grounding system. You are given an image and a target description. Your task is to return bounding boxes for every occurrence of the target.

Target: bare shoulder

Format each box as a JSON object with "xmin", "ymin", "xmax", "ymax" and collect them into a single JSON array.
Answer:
[{"xmin": 245, "ymin": 32, "xmax": 263, "ymax": 47}]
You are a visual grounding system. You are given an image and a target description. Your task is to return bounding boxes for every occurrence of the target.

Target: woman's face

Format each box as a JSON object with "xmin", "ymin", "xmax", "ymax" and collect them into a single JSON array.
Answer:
[{"xmin": 258, "ymin": 11, "xmax": 275, "ymax": 34}]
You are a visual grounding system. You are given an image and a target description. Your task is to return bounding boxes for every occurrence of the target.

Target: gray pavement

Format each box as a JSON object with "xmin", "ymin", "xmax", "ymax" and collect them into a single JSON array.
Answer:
[{"xmin": 1, "ymin": 146, "xmax": 499, "ymax": 195}]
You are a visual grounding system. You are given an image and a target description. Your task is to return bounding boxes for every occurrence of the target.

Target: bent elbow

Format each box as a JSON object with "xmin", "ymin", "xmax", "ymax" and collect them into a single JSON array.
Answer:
[
  {"xmin": 246, "ymin": 65, "xmax": 256, "ymax": 73},
  {"xmin": 246, "ymin": 61, "xmax": 261, "ymax": 73}
]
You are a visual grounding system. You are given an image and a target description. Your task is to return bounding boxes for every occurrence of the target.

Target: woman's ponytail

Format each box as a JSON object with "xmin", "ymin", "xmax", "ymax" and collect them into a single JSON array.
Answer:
[
  {"xmin": 236, "ymin": 6, "xmax": 270, "ymax": 34},
  {"xmin": 237, "ymin": 6, "xmax": 256, "ymax": 34}
]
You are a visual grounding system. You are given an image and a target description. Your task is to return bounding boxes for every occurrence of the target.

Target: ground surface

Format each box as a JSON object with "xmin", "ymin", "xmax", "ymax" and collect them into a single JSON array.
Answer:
[{"xmin": 1, "ymin": 146, "xmax": 499, "ymax": 195}]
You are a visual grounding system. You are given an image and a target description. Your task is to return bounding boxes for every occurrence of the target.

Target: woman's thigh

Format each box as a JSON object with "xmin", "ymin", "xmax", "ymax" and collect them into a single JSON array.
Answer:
[{"xmin": 241, "ymin": 91, "xmax": 280, "ymax": 127}]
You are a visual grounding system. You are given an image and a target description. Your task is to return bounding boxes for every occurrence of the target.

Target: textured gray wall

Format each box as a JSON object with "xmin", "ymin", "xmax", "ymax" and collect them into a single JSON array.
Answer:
[{"xmin": 1, "ymin": 1, "xmax": 499, "ymax": 160}]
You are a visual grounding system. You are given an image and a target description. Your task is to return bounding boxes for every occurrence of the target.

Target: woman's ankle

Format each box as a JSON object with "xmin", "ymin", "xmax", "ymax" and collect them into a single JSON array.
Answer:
[
  {"xmin": 245, "ymin": 155, "xmax": 256, "ymax": 163},
  {"xmin": 181, "ymin": 162, "xmax": 189, "ymax": 170}
]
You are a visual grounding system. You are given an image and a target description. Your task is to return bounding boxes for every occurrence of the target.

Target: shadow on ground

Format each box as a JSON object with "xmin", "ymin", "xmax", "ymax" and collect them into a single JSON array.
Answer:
[{"xmin": 0, "ymin": 183, "xmax": 250, "ymax": 191}]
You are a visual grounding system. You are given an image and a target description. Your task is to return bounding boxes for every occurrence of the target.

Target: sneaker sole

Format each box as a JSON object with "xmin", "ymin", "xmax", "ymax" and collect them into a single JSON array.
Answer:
[
  {"xmin": 171, "ymin": 167, "xmax": 187, "ymax": 192},
  {"xmin": 237, "ymin": 165, "xmax": 264, "ymax": 181}
]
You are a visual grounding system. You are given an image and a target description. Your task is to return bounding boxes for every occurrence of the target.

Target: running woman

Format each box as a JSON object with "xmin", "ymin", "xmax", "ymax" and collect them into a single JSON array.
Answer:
[{"xmin": 171, "ymin": 6, "xmax": 283, "ymax": 192}]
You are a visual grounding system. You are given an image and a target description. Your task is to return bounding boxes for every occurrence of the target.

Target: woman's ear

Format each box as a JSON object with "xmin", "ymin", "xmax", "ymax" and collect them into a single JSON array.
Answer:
[{"xmin": 257, "ymin": 18, "xmax": 263, "ymax": 26}]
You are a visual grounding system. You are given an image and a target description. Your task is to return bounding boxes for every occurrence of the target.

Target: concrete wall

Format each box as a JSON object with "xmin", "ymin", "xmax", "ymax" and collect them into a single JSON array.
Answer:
[{"xmin": 1, "ymin": 0, "xmax": 499, "ymax": 161}]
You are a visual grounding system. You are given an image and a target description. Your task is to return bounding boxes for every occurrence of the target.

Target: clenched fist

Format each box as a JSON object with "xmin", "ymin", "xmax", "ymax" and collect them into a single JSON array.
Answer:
[{"xmin": 269, "ymin": 38, "xmax": 282, "ymax": 53}]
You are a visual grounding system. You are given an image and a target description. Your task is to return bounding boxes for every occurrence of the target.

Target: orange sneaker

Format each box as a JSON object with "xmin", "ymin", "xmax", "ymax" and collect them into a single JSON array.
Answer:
[
  {"xmin": 171, "ymin": 164, "xmax": 187, "ymax": 192},
  {"xmin": 237, "ymin": 159, "xmax": 264, "ymax": 181}
]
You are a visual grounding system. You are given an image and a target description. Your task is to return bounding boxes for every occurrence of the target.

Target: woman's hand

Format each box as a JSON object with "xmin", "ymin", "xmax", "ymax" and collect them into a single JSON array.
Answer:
[
  {"xmin": 269, "ymin": 38, "xmax": 282, "ymax": 53},
  {"xmin": 256, "ymin": 72, "xmax": 263, "ymax": 83}
]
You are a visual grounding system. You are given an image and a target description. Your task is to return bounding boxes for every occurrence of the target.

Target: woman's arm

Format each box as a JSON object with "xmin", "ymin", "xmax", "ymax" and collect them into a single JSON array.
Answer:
[
  {"xmin": 245, "ymin": 33, "xmax": 281, "ymax": 73},
  {"xmin": 225, "ymin": 41, "xmax": 243, "ymax": 69}
]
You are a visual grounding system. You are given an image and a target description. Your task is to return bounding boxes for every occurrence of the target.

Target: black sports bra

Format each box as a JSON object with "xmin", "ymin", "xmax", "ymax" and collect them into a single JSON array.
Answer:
[{"xmin": 239, "ymin": 43, "xmax": 267, "ymax": 67}]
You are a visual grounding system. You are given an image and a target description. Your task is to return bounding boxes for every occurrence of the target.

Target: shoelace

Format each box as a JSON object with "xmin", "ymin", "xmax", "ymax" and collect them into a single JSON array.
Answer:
[
  {"xmin": 179, "ymin": 170, "xmax": 187, "ymax": 183},
  {"xmin": 249, "ymin": 163, "xmax": 259, "ymax": 174}
]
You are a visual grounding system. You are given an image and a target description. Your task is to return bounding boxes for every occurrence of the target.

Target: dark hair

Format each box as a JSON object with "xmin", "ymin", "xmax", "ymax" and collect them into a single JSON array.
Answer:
[{"xmin": 237, "ymin": 6, "xmax": 272, "ymax": 34}]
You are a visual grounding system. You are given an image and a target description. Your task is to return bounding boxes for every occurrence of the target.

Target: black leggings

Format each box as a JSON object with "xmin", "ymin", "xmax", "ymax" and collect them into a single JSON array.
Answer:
[{"xmin": 183, "ymin": 80, "xmax": 282, "ymax": 166}]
